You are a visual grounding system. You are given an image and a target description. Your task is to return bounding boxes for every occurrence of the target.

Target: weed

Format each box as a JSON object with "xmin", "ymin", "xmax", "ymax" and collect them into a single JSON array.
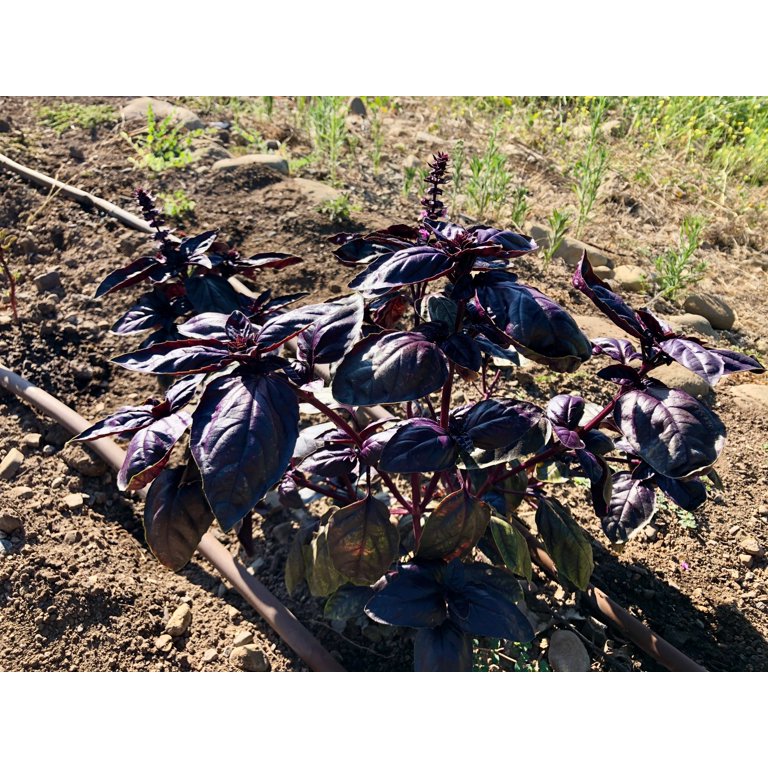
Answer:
[
  {"xmin": 573, "ymin": 97, "xmax": 609, "ymax": 235},
  {"xmin": 652, "ymin": 215, "xmax": 707, "ymax": 302},
  {"xmin": 125, "ymin": 104, "xmax": 196, "ymax": 172},
  {"xmin": 544, "ymin": 208, "xmax": 571, "ymax": 266},
  {"xmin": 159, "ymin": 189, "xmax": 196, "ymax": 220},
  {"xmin": 306, "ymin": 97, "xmax": 348, "ymax": 185},
  {"xmin": 402, "ymin": 166, "xmax": 419, "ymax": 198},
  {"xmin": 655, "ymin": 489, "xmax": 698, "ymax": 530},
  {"xmin": 509, "ymin": 186, "xmax": 530, "ymax": 228},
  {"xmin": 39, "ymin": 102, "xmax": 117, "ymax": 135},
  {"xmin": 318, "ymin": 194, "xmax": 354, "ymax": 224},
  {"xmin": 450, "ymin": 139, "xmax": 466, "ymax": 217},
  {"xmin": 473, "ymin": 639, "xmax": 550, "ymax": 671},
  {"xmin": 362, "ymin": 98, "xmax": 386, "ymax": 174},
  {"xmin": 466, "ymin": 125, "xmax": 510, "ymax": 220}
]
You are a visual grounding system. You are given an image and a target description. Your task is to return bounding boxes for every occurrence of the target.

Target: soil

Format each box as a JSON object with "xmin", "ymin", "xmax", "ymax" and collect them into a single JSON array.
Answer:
[{"xmin": 1, "ymin": 96, "xmax": 767, "ymax": 672}]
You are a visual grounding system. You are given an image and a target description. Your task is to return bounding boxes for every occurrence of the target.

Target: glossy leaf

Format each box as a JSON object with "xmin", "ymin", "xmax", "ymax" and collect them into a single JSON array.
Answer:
[
  {"xmin": 304, "ymin": 527, "xmax": 347, "ymax": 598},
  {"xmin": 191, "ymin": 373, "xmax": 299, "ymax": 529},
  {"xmin": 535, "ymin": 497, "xmax": 594, "ymax": 590},
  {"xmin": 143, "ymin": 467, "xmax": 214, "ymax": 571},
  {"xmin": 711, "ymin": 348, "xmax": 765, "ymax": 376},
  {"xmin": 441, "ymin": 333, "xmax": 482, "ymax": 372},
  {"xmin": 602, "ymin": 472, "xmax": 656, "ymax": 543},
  {"xmin": 659, "ymin": 338, "xmax": 725, "ymax": 385},
  {"xmin": 656, "ymin": 475, "xmax": 707, "ymax": 511},
  {"xmin": 614, "ymin": 385, "xmax": 726, "ymax": 478},
  {"xmin": 349, "ymin": 246, "xmax": 454, "ymax": 297},
  {"xmin": 379, "ymin": 419, "xmax": 458, "ymax": 473},
  {"xmin": 427, "ymin": 295, "xmax": 458, "ymax": 328},
  {"xmin": 483, "ymin": 466, "xmax": 528, "ymax": 517},
  {"xmin": 414, "ymin": 623, "xmax": 473, "ymax": 672},
  {"xmin": 72, "ymin": 406, "xmax": 155, "ymax": 442},
  {"xmin": 332, "ymin": 331, "xmax": 449, "ymax": 406},
  {"xmin": 327, "ymin": 496, "xmax": 400, "ymax": 585},
  {"xmin": 296, "ymin": 294, "xmax": 365, "ymax": 366},
  {"xmin": 417, "ymin": 491, "xmax": 491, "ymax": 561},
  {"xmin": 113, "ymin": 338, "xmax": 229, "ymax": 376},
  {"xmin": 185, "ymin": 274, "xmax": 240, "ymax": 314},
  {"xmin": 458, "ymin": 398, "xmax": 545, "ymax": 451},
  {"xmin": 489, "ymin": 517, "xmax": 533, "ymax": 580},
  {"xmin": 177, "ymin": 312, "xmax": 230, "ymax": 340},
  {"xmin": 365, "ymin": 564, "xmax": 447, "ymax": 629},
  {"xmin": 300, "ymin": 446, "xmax": 358, "ymax": 478},
  {"xmin": 591, "ymin": 337, "xmax": 642, "ymax": 363},
  {"xmin": 95, "ymin": 256, "xmax": 159, "ymax": 297}
]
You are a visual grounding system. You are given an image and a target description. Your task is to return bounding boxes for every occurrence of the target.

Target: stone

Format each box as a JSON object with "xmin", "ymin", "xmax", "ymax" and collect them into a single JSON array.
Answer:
[
  {"xmin": 592, "ymin": 265, "xmax": 614, "ymax": 280},
  {"xmin": 121, "ymin": 97, "xmax": 204, "ymax": 131},
  {"xmin": 60, "ymin": 444, "xmax": 107, "ymax": 478},
  {"xmin": 63, "ymin": 493, "xmax": 84, "ymax": 511},
  {"xmin": 613, "ymin": 265, "xmax": 647, "ymax": 292},
  {"xmin": 229, "ymin": 644, "xmax": 271, "ymax": 672},
  {"xmin": 0, "ymin": 539, "xmax": 12, "ymax": 556},
  {"xmin": 403, "ymin": 154, "xmax": 421, "ymax": 170},
  {"xmin": 739, "ymin": 554, "xmax": 754, "ymax": 567},
  {"xmin": 528, "ymin": 226, "xmax": 610, "ymax": 267},
  {"xmin": 0, "ymin": 513, "xmax": 22, "ymax": 534},
  {"xmin": 34, "ymin": 271, "xmax": 61, "ymax": 292},
  {"xmin": 291, "ymin": 178, "xmax": 340, "ymax": 207},
  {"xmin": 0, "ymin": 118, "xmax": 11, "ymax": 133},
  {"xmin": 730, "ymin": 384, "xmax": 768, "ymax": 414},
  {"xmin": 740, "ymin": 537, "xmax": 764, "ymax": 557},
  {"xmin": 0, "ymin": 448, "xmax": 24, "ymax": 480},
  {"xmin": 226, "ymin": 605, "xmax": 241, "ymax": 623},
  {"xmin": 22, "ymin": 433, "xmax": 42, "ymax": 450},
  {"xmin": 212, "ymin": 154, "xmax": 288, "ymax": 175},
  {"xmin": 165, "ymin": 603, "xmax": 192, "ymax": 637},
  {"xmin": 571, "ymin": 313, "xmax": 624, "ymax": 341},
  {"xmin": 233, "ymin": 630, "xmax": 254, "ymax": 647},
  {"xmin": 69, "ymin": 146, "xmax": 85, "ymax": 162},
  {"xmin": 9, "ymin": 486, "xmax": 33, "ymax": 500},
  {"xmin": 415, "ymin": 131, "xmax": 439, "ymax": 144},
  {"xmin": 348, "ymin": 97, "xmax": 366, "ymax": 117},
  {"xmin": 265, "ymin": 139, "xmax": 281, "ymax": 151},
  {"xmin": 0, "ymin": 314, "xmax": 12, "ymax": 329},
  {"xmin": 191, "ymin": 139, "xmax": 231, "ymax": 164},
  {"xmin": 683, "ymin": 293, "xmax": 735, "ymax": 331},
  {"xmin": 548, "ymin": 629, "xmax": 591, "ymax": 672},
  {"xmin": 155, "ymin": 634, "xmax": 174, "ymax": 652},
  {"xmin": 666, "ymin": 313, "xmax": 716, "ymax": 339},
  {"xmin": 653, "ymin": 363, "xmax": 712, "ymax": 398},
  {"xmin": 63, "ymin": 531, "xmax": 81, "ymax": 545},
  {"xmin": 202, "ymin": 648, "xmax": 218, "ymax": 663},
  {"xmin": 643, "ymin": 525, "xmax": 658, "ymax": 541}
]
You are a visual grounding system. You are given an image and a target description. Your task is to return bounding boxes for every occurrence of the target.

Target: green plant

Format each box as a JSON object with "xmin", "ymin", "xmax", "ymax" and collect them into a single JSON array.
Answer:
[
  {"xmin": 652, "ymin": 215, "xmax": 707, "ymax": 302},
  {"xmin": 544, "ymin": 208, "xmax": 571, "ymax": 265},
  {"xmin": 125, "ymin": 104, "xmax": 196, "ymax": 172},
  {"xmin": 466, "ymin": 125, "xmax": 510, "ymax": 220},
  {"xmin": 38, "ymin": 102, "xmax": 117, "ymax": 135},
  {"xmin": 159, "ymin": 189, "xmax": 196, "ymax": 220},
  {"xmin": 509, "ymin": 186, "xmax": 530, "ymax": 228},
  {"xmin": 402, "ymin": 166, "xmax": 419, "ymax": 198},
  {"xmin": 363, "ymin": 98, "xmax": 386, "ymax": 174},
  {"xmin": 573, "ymin": 97, "xmax": 609, "ymax": 235},
  {"xmin": 450, "ymin": 139, "xmax": 466, "ymax": 217},
  {"xmin": 655, "ymin": 489, "xmax": 697, "ymax": 530},
  {"xmin": 306, "ymin": 96, "xmax": 348, "ymax": 185},
  {"xmin": 318, "ymin": 194, "xmax": 354, "ymax": 224}
]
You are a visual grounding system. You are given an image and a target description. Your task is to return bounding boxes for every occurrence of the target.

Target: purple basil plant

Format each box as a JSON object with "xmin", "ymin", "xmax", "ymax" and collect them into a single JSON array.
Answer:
[{"xmin": 75, "ymin": 158, "xmax": 764, "ymax": 671}]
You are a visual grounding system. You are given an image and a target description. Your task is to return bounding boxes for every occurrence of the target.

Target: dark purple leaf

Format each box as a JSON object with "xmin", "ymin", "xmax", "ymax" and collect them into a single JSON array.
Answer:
[
  {"xmin": 572, "ymin": 254, "xmax": 645, "ymax": 339},
  {"xmin": 582, "ymin": 429, "xmax": 615, "ymax": 455},
  {"xmin": 95, "ymin": 256, "xmax": 159, "ymax": 298},
  {"xmin": 184, "ymin": 274, "xmax": 240, "ymax": 314},
  {"xmin": 304, "ymin": 527, "xmax": 347, "ymax": 597},
  {"xmin": 300, "ymin": 446, "xmax": 358, "ymax": 478},
  {"xmin": 365, "ymin": 564, "xmax": 447, "ymax": 629},
  {"xmin": 475, "ymin": 272, "xmax": 591, "ymax": 372},
  {"xmin": 327, "ymin": 496, "xmax": 400, "ymax": 585},
  {"xmin": 349, "ymin": 246, "xmax": 454, "ymax": 297},
  {"xmin": 72, "ymin": 407, "xmax": 155, "ymax": 442},
  {"xmin": 655, "ymin": 475, "xmax": 707, "ymax": 511},
  {"xmin": 591, "ymin": 337, "xmax": 642, "ymax": 363},
  {"xmin": 177, "ymin": 312, "xmax": 230, "ymax": 340},
  {"xmin": 535, "ymin": 497, "xmax": 593, "ymax": 590},
  {"xmin": 296, "ymin": 294, "xmax": 364, "ymax": 366},
  {"xmin": 636, "ymin": 308, "xmax": 672, "ymax": 339},
  {"xmin": 225, "ymin": 310, "xmax": 256, "ymax": 343},
  {"xmin": 113, "ymin": 338, "xmax": 230, "ymax": 375},
  {"xmin": 360, "ymin": 427, "xmax": 399, "ymax": 467},
  {"xmin": 178, "ymin": 230, "xmax": 217, "ymax": 265},
  {"xmin": 659, "ymin": 338, "xmax": 725, "ymax": 385},
  {"xmin": 417, "ymin": 491, "xmax": 491, "ymax": 562},
  {"xmin": 440, "ymin": 333, "xmax": 482, "ymax": 371},
  {"xmin": 293, "ymin": 422, "xmax": 336, "ymax": 460},
  {"xmin": 143, "ymin": 467, "xmax": 214, "ymax": 571},
  {"xmin": 597, "ymin": 363, "xmax": 643, "ymax": 386},
  {"xmin": 474, "ymin": 334, "xmax": 521, "ymax": 365},
  {"xmin": 448, "ymin": 582, "xmax": 533, "ymax": 642},
  {"xmin": 614, "ymin": 385, "xmax": 726, "ymax": 478},
  {"xmin": 165, "ymin": 374, "xmax": 204, "ymax": 410},
  {"xmin": 469, "ymin": 226, "xmax": 537, "ymax": 255},
  {"xmin": 708, "ymin": 348, "xmax": 765, "ymax": 376},
  {"xmin": 423, "ymin": 219, "xmax": 467, "ymax": 242},
  {"xmin": 414, "ymin": 623, "xmax": 473, "ymax": 672},
  {"xmin": 457, "ymin": 398, "xmax": 545, "ymax": 451},
  {"xmin": 576, "ymin": 450, "xmax": 612, "ymax": 517},
  {"xmin": 334, "ymin": 237, "xmax": 400, "ymax": 266},
  {"xmin": 111, "ymin": 290, "xmax": 181, "ymax": 335},
  {"xmin": 229, "ymin": 254, "xmax": 302, "ymax": 273},
  {"xmin": 546, "ymin": 394, "xmax": 586, "ymax": 429},
  {"xmin": 323, "ymin": 585, "xmax": 374, "ymax": 622},
  {"xmin": 601, "ymin": 471, "xmax": 656, "ymax": 543},
  {"xmin": 427, "ymin": 294, "xmax": 459, "ymax": 328},
  {"xmin": 255, "ymin": 304, "xmax": 324, "ymax": 352},
  {"xmin": 332, "ymin": 331, "xmax": 449, "ymax": 406},
  {"xmin": 118, "ymin": 412, "xmax": 192, "ymax": 492},
  {"xmin": 553, "ymin": 425, "xmax": 584, "ymax": 449},
  {"xmin": 379, "ymin": 419, "xmax": 458, "ymax": 473},
  {"xmin": 191, "ymin": 374, "xmax": 299, "ymax": 529}
]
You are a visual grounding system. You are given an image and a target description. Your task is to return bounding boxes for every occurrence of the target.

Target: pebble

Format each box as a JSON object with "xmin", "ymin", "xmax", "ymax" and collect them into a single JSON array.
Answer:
[
  {"xmin": 10, "ymin": 486, "xmax": 33, "ymax": 500},
  {"xmin": 202, "ymin": 649, "xmax": 218, "ymax": 663},
  {"xmin": 121, "ymin": 97, "xmax": 204, "ymax": 131},
  {"xmin": 229, "ymin": 644, "xmax": 271, "ymax": 672},
  {"xmin": 528, "ymin": 226, "xmax": 610, "ymax": 267},
  {"xmin": 0, "ymin": 539, "xmax": 12, "ymax": 556},
  {"xmin": 731, "ymin": 385, "xmax": 768, "ymax": 414},
  {"xmin": 165, "ymin": 603, "xmax": 192, "ymax": 637},
  {"xmin": 233, "ymin": 630, "xmax": 254, "ymax": 647},
  {"xmin": 51, "ymin": 477, "xmax": 65, "ymax": 489},
  {"xmin": 613, "ymin": 265, "xmax": 647, "ymax": 293},
  {"xmin": 0, "ymin": 314, "xmax": 12, "ymax": 329},
  {"xmin": 290, "ymin": 177, "xmax": 340, "ymax": 207},
  {"xmin": 211, "ymin": 154, "xmax": 289, "ymax": 175},
  {"xmin": 265, "ymin": 139, "xmax": 281, "ymax": 151},
  {"xmin": 729, "ymin": 524, "xmax": 742, "ymax": 535},
  {"xmin": 226, "ymin": 605, "xmax": 241, "ymax": 623},
  {"xmin": 643, "ymin": 525, "xmax": 658, "ymax": 541},
  {"xmin": 63, "ymin": 531, "xmax": 81, "ymax": 545},
  {"xmin": 33, "ymin": 271, "xmax": 62, "ymax": 292},
  {"xmin": 22, "ymin": 433, "xmax": 42, "ymax": 450},
  {"xmin": 42, "ymin": 445, "xmax": 56, "ymax": 457},
  {"xmin": 155, "ymin": 634, "xmax": 174, "ymax": 652},
  {"xmin": 740, "ymin": 537, "xmax": 764, "ymax": 557},
  {"xmin": 348, "ymin": 97, "xmax": 366, "ymax": 117},
  {"xmin": 667, "ymin": 313, "xmax": 717, "ymax": 339},
  {"xmin": 60, "ymin": 445, "xmax": 107, "ymax": 477},
  {"xmin": 0, "ymin": 118, "xmax": 11, "ymax": 133},
  {"xmin": 653, "ymin": 362, "xmax": 713, "ymax": 398},
  {"xmin": 592, "ymin": 265, "xmax": 614, "ymax": 280},
  {"xmin": 683, "ymin": 293, "xmax": 735, "ymax": 331},
  {"xmin": 0, "ymin": 448, "xmax": 24, "ymax": 480},
  {"xmin": 63, "ymin": 493, "xmax": 84, "ymax": 511},
  {"xmin": 739, "ymin": 554, "xmax": 754, "ymax": 567},
  {"xmin": 547, "ymin": 630, "xmax": 591, "ymax": 672},
  {"xmin": 0, "ymin": 513, "xmax": 22, "ymax": 535}
]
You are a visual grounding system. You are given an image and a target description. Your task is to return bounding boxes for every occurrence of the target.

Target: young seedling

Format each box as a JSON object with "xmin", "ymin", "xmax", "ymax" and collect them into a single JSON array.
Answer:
[
  {"xmin": 652, "ymin": 215, "xmax": 707, "ymax": 302},
  {"xmin": 124, "ymin": 105, "xmax": 197, "ymax": 173},
  {"xmin": 573, "ymin": 97, "xmax": 609, "ymax": 235},
  {"xmin": 544, "ymin": 208, "xmax": 571, "ymax": 266},
  {"xmin": 466, "ymin": 125, "xmax": 511, "ymax": 221}
]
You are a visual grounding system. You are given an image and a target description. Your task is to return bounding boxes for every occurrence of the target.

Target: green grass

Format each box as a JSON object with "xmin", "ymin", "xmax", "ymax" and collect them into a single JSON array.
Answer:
[
  {"xmin": 305, "ymin": 97, "xmax": 348, "ymax": 185},
  {"xmin": 38, "ymin": 102, "xmax": 117, "ymax": 135},
  {"xmin": 652, "ymin": 215, "xmax": 707, "ymax": 302},
  {"xmin": 125, "ymin": 104, "xmax": 197, "ymax": 172},
  {"xmin": 466, "ymin": 123, "xmax": 510, "ymax": 221}
]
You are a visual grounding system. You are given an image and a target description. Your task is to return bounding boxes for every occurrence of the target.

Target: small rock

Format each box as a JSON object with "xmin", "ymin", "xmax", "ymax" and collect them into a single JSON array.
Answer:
[
  {"xmin": 729, "ymin": 524, "xmax": 741, "ymax": 535},
  {"xmin": 18, "ymin": 235, "xmax": 36, "ymax": 254},
  {"xmin": 528, "ymin": 226, "xmax": 610, "ymax": 267},
  {"xmin": 202, "ymin": 648, "xmax": 218, "ymax": 663},
  {"xmin": 0, "ymin": 118, "xmax": 11, "ymax": 133},
  {"xmin": 613, "ymin": 265, "xmax": 647, "ymax": 292},
  {"xmin": 0, "ymin": 513, "xmax": 22, "ymax": 534},
  {"xmin": 643, "ymin": 525, "xmax": 658, "ymax": 541},
  {"xmin": 165, "ymin": 603, "xmax": 192, "ymax": 637},
  {"xmin": 740, "ymin": 537, "xmax": 764, "ymax": 557},
  {"xmin": 229, "ymin": 644, "xmax": 271, "ymax": 672},
  {"xmin": 739, "ymin": 553, "xmax": 755, "ymax": 567},
  {"xmin": 121, "ymin": 97, "xmax": 204, "ymax": 131},
  {"xmin": 191, "ymin": 139, "xmax": 231, "ymax": 164},
  {"xmin": 60, "ymin": 444, "xmax": 107, "ymax": 478},
  {"xmin": 212, "ymin": 154, "xmax": 288, "ymax": 175},
  {"xmin": 348, "ymin": 97, "xmax": 366, "ymax": 117},
  {"xmin": 0, "ymin": 448, "xmax": 24, "ymax": 480},
  {"xmin": 592, "ymin": 265, "xmax": 614, "ymax": 280},
  {"xmin": 653, "ymin": 363, "xmax": 712, "ymax": 398},
  {"xmin": 9, "ymin": 486, "xmax": 33, "ymax": 500},
  {"xmin": 226, "ymin": 605, "xmax": 241, "ymax": 623},
  {"xmin": 0, "ymin": 314, "xmax": 12, "ymax": 329},
  {"xmin": 233, "ymin": 630, "xmax": 254, "ymax": 647},
  {"xmin": 63, "ymin": 493, "xmax": 84, "ymax": 511},
  {"xmin": 548, "ymin": 629, "xmax": 591, "ymax": 672},
  {"xmin": 34, "ymin": 271, "xmax": 61, "ymax": 292},
  {"xmin": 403, "ymin": 154, "xmax": 421, "ymax": 170},
  {"xmin": 667, "ymin": 313, "xmax": 716, "ymax": 339},
  {"xmin": 0, "ymin": 539, "xmax": 12, "ymax": 556},
  {"xmin": 42, "ymin": 445, "xmax": 56, "ymax": 457},
  {"xmin": 731, "ymin": 384, "xmax": 768, "ymax": 414},
  {"xmin": 155, "ymin": 634, "xmax": 174, "ymax": 652},
  {"xmin": 683, "ymin": 293, "xmax": 735, "ymax": 331},
  {"xmin": 22, "ymin": 433, "xmax": 42, "ymax": 450},
  {"xmin": 572, "ymin": 313, "xmax": 623, "ymax": 341},
  {"xmin": 290, "ymin": 177, "xmax": 339, "ymax": 207},
  {"xmin": 265, "ymin": 139, "xmax": 281, "ymax": 151},
  {"xmin": 63, "ymin": 531, "xmax": 81, "ymax": 545},
  {"xmin": 68, "ymin": 146, "xmax": 85, "ymax": 162},
  {"xmin": 415, "ymin": 131, "xmax": 439, "ymax": 144}
]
